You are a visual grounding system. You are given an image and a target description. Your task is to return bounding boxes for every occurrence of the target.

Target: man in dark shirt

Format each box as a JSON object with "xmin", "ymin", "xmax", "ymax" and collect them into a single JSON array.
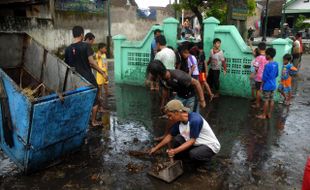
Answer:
[
  {"xmin": 65, "ymin": 26, "xmax": 107, "ymax": 127},
  {"xmin": 147, "ymin": 59, "xmax": 206, "ymax": 112},
  {"xmin": 147, "ymin": 59, "xmax": 206, "ymax": 141}
]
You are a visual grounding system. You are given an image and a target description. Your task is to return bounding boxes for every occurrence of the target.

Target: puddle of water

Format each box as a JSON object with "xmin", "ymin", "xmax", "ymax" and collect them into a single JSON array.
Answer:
[{"xmin": 1, "ymin": 61, "xmax": 310, "ymax": 189}]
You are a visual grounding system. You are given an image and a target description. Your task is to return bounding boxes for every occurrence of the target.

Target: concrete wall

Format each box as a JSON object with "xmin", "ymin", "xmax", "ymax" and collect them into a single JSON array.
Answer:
[
  {"xmin": 246, "ymin": 5, "xmax": 262, "ymax": 38},
  {"xmin": 0, "ymin": 1, "xmax": 174, "ymax": 52},
  {"xmin": 111, "ymin": 6, "xmax": 174, "ymax": 41}
]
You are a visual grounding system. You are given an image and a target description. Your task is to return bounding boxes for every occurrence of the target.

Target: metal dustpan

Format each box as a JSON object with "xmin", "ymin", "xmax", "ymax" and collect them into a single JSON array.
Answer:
[{"xmin": 148, "ymin": 160, "xmax": 183, "ymax": 183}]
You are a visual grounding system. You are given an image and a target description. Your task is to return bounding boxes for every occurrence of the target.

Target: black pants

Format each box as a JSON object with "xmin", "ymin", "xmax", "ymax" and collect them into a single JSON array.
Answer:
[
  {"xmin": 207, "ymin": 69, "xmax": 220, "ymax": 91},
  {"xmin": 172, "ymin": 135, "xmax": 215, "ymax": 165}
]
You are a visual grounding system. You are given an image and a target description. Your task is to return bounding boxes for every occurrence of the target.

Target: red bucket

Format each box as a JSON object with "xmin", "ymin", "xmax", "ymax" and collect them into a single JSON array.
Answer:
[{"xmin": 302, "ymin": 157, "xmax": 310, "ymax": 190}]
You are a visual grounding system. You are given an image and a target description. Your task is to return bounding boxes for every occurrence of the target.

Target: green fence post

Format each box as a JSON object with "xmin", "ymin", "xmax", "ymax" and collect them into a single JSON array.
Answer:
[
  {"xmin": 203, "ymin": 17, "xmax": 220, "ymax": 57},
  {"xmin": 271, "ymin": 38, "xmax": 292, "ymax": 101},
  {"xmin": 271, "ymin": 38, "xmax": 292, "ymax": 64},
  {"xmin": 163, "ymin": 17, "xmax": 179, "ymax": 49},
  {"xmin": 112, "ymin": 34, "xmax": 127, "ymax": 83}
]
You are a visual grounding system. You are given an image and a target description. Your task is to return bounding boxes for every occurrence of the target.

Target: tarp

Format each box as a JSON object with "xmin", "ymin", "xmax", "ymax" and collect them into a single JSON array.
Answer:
[{"xmin": 136, "ymin": 8, "xmax": 156, "ymax": 20}]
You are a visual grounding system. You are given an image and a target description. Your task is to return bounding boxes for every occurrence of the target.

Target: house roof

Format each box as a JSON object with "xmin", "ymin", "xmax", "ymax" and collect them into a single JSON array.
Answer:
[{"xmin": 283, "ymin": 0, "xmax": 310, "ymax": 14}]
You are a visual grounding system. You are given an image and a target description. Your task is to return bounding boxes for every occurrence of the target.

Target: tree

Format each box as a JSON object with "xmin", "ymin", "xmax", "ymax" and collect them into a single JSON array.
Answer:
[
  {"xmin": 173, "ymin": 0, "xmax": 256, "ymax": 38},
  {"xmin": 295, "ymin": 15, "xmax": 310, "ymax": 32}
]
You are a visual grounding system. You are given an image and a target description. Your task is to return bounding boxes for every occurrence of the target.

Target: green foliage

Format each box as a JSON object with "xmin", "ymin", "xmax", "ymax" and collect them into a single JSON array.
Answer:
[
  {"xmin": 172, "ymin": 0, "xmax": 198, "ymax": 11},
  {"xmin": 246, "ymin": 0, "xmax": 256, "ymax": 16},
  {"xmin": 173, "ymin": 0, "xmax": 255, "ymax": 24},
  {"xmin": 203, "ymin": 2, "xmax": 227, "ymax": 24},
  {"xmin": 295, "ymin": 15, "xmax": 310, "ymax": 31}
]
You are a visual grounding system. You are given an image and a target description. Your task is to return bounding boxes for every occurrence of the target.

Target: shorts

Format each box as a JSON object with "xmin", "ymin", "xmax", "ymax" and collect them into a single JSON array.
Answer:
[
  {"xmin": 250, "ymin": 78, "xmax": 256, "ymax": 89},
  {"xmin": 255, "ymin": 81, "xmax": 262, "ymax": 91},
  {"xmin": 192, "ymin": 75, "xmax": 199, "ymax": 80},
  {"xmin": 278, "ymin": 84, "xmax": 291, "ymax": 94},
  {"xmin": 96, "ymin": 71, "xmax": 109, "ymax": 85},
  {"xmin": 262, "ymin": 91, "xmax": 274, "ymax": 101},
  {"xmin": 199, "ymin": 72, "xmax": 207, "ymax": 82}
]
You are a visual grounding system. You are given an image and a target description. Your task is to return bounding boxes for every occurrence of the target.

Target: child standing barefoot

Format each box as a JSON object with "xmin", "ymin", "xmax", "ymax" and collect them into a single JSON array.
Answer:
[
  {"xmin": 96, "ymin": 43, "xmax": 109, "ymax": 98},
  {"xmin": 207, "ymin": 38, "xmax": 227, "ymax": 98},
  {"xmin": 278, "ymin": 54, "xmax": 298, "ymax": 105},
  {"xmin": 256, "ymin": 48, "xmax": 279, "ymax": 119},
  {"xmin": 250, "ymin": 48, "xmax": 260, "ymax": 101}
]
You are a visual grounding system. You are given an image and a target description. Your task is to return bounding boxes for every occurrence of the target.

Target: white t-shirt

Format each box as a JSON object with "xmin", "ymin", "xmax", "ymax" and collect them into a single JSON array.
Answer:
[
  {"xmin": 171, "ymin": 112, "xmax": 221, "ymax": 154},
  {"xmin": 187, "ymin": 55, "xmax": 199, "ymax": 76},
  {"xmin": 210, "ymin": 49, "xmax": 225, "ymax": 70},
  {"xmin": 293, "ymin": 40, "xmax": 301, "ymax": 54},
  {"xmin": 154, "ymin": 47, "xmax": 176, "ymax": 70}
]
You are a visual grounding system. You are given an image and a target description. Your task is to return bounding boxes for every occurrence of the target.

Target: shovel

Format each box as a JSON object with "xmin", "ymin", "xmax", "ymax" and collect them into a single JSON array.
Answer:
[{"xmin": 148, "ymin": 152, "xmax": 184, "ymax": 183}]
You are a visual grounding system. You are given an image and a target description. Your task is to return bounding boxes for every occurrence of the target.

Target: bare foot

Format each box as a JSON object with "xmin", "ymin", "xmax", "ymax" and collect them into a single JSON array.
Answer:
[
  {"xmin": 266, "ymin": 113, "xmax": 271, "ymax": 119},
  {"xmin": 251, "ymin": 104, "xmax": 260, "ymax": 108},
  {"xmin": 91, "ymin": 121, "xmax": 103, "ymax": 127},
  {"xmin": 209, "ymin": 94, "xmax": 214, "ymax": 102},
  {"xmin": 256, "ymin": 114, "xmax": 267, "ymax": 119}
]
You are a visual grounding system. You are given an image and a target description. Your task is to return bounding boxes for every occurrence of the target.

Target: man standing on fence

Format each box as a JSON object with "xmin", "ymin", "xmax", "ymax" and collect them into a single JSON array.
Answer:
[{"xmin": 65, "ymin": 26, "xmax": 107, "ymax": 127}]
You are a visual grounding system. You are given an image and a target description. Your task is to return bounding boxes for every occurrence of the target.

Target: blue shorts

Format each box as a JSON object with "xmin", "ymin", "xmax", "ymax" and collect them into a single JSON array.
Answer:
[
  {"xmin": 175, "ymin": 96, "xmax": 198, "ymax": 113},
  {"xmin": 278, "ymin": 84, "xmax": 291, "ymax": 93}
]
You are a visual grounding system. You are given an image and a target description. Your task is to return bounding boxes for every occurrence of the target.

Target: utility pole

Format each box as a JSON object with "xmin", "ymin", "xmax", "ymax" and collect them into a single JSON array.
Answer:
[
  {"xmin": 262, "ymin": 0, "xmax": 269, "ymax": 41},
  {"xmin": 107, "ymin": 0, "xmax": 111, "ymax": 58},
  {"xmin": 174, "ymin": 0, "xmax": 177, "ymax": 19},
  {"xmin": 280, "ymin": 0, "xmax": 287, "ymax": 38}
]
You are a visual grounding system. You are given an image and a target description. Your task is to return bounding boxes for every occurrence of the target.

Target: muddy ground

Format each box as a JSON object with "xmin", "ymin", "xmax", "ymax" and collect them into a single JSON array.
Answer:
[{"xmin": 1, "ymin": 56, "xmax": 310, "ymax": 190}]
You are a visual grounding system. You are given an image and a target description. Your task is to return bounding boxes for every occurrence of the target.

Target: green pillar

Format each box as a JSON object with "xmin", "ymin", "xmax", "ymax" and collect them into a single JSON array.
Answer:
[
  {"xmin": 271, "ymin": 38, "xmax": 291, "ymax": 65},
  {"xmin": 203, "ymin": 17, "xmax": 220, "ymax": 58},
  {"xmin": 271, "ymin": 38, "xmax": 292, "ymax": 101},
  {"xmin": 112, "ymin": 34, "xmax": 127, "ymax": 82},
  {"xmin": 163, "ymin": 17, "xmax": 179, "ymax": 49}
]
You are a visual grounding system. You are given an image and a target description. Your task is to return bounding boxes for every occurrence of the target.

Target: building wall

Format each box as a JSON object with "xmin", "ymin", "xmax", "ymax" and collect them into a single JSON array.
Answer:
[
  {"xmin": 246, "ymin": 5, "xmax": 262, "ymax": 37},
  {"xmin": 0, "ymin": 1, "xmax": 174, "ymax": 52},
  {"xmin": 111, "ymin": 6, "xmax": 174, "ymax": 41}
]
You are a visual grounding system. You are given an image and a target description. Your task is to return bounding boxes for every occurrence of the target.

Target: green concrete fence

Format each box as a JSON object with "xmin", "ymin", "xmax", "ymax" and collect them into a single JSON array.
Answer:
[
  {"xmin": 113, "ymin": 17, "xmax": 179, "ymax": 85},
  {"xmin": 203, "ymin": 17, "xmax": 292, "ymax": 99},
  {"xmin": 113, "ymin": 17, "xmax": 292, "ymax": 99}
]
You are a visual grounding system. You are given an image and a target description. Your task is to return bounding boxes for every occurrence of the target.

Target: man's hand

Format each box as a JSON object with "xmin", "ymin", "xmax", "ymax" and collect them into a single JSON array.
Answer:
[
  {"xmin": 149, "ymin": 147, "xmax": 157, "ymax": 155},
  {"xmin": 223, "ymin": 70, "xmax": 227, "ymax": 75},
  {"xmin": 167, "ymin": 149, "xmax": 176, "ymax": 157}
]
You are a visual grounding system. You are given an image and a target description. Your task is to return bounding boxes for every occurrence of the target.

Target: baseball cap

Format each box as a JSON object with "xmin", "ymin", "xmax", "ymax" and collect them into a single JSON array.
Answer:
[{"xmin": 164, "ymin": 100, "xmax": 190, "ymax": 113}]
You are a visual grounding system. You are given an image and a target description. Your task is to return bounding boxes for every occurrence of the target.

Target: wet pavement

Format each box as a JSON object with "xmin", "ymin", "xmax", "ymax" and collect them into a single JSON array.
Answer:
[{"xmin": 1, "ymin": 56, "xmax": 310, "ymax": 189}]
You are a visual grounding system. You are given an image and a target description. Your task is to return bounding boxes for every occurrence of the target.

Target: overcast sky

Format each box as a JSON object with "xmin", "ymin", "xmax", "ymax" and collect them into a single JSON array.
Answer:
[{"xmin": 135, "ymin": 0, "xmax": 171, "ymax": 8}]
